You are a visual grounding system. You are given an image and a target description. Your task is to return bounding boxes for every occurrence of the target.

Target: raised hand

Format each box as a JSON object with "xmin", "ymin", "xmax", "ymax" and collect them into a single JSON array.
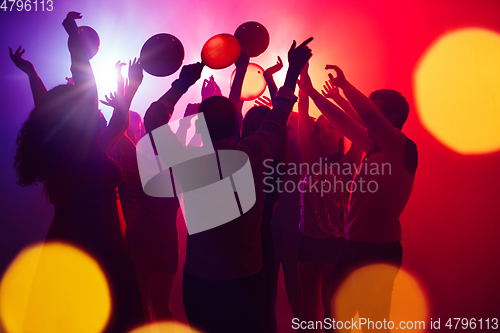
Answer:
[
  {"xmin": 65, "ymin": 11, "xmax": 82, "ymax": 20},
  {"xmin": 100, "ymin": 91, "xmax": 129, "ymax": 114},
  {"xmin": 100, "ymin": 92, "xmax": 121, "ymax": 109},
  {"xmin": 62, "ymin": 11, "xmax": 81, "ymax": 35},
  {"xmin": 9, "ymin": 46, "xmax": 35, "ymax": 74},
  {"xmin": 264, "ymin": 56, "xmax": 283, "ymax": 76},
  {"xmin": 254, "ymin": 95, "xmax": 272, "ymax": 108},
  {"xmin": 284, "ymin": 37, "xmax": 313, "ymax": 91},
  {"xmin": 297, "ymin": 62, "xmax": 313, "ymax": 94},
  {"xmin": 178, "ymin": 62, "xmax": 204, "ymax": 88},
  {"xmin": 325, "ymin": 65, "xmax": 349, "ymax": 89},
  {"xmin": 128, "ymin": 57, "xmax": 143, "ymax": 88},
  {"xmin": 321, "ymin": 78, "xmax": 340, "ymax": 99},
  {"xmin": 201, "ymin": 75, "xmax": 222, "ymax": 101},
  {"xmin": 114, "ymin": 61, "xmax": 126, "ymax": 97},
  {"xmin": 288, "ymin": 37, "xmax": 313, "ymax": 72},
  {"xmin": 114, "ymin": 61, "xmax": 126, "ymax": 76},
  {"xmin": 99, "ymin": 89, "xmax": 131, "ymax": 153},
  {"xmin": 155, "ymin": 62, "xmax": 204, "ymax": 118},
  {"xmin": 9, "ymin": 45, "xmax": 47, "ymax": 106}
]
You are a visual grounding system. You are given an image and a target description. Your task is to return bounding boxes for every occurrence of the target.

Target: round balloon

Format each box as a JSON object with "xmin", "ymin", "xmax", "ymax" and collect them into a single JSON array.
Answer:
[
  {"xmin": 140, "ymin": 34, "xmax": 184, "ymax": 77},
  {"xmin": 69, "ymin": 26, "xmax": 100, "ymax": 59},
  {"xmin": 234, "ymin": 22, "xmax": 270, "ymax": 57},
  {"xmin": 230, "ymin": 63, "xmax": 267, "ymax": 101},
  {"xmin": 201, "ymin": 34, "xmax": 241, "ymax": 70}
]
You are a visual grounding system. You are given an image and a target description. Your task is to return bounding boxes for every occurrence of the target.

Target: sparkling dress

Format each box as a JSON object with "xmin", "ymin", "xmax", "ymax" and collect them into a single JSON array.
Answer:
[{"xmin": 299, "ymin": 152, "xmax": 350, "ymax": 238}]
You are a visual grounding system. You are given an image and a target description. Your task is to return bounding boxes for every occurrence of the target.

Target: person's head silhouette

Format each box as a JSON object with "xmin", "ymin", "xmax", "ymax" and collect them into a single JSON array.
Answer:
[
  {"xmin": 14, "ymin": 83, "xmax": 100, "ymax": 186},
  {"xmin": 241, "ymin": 105, "xmax": 270, "ymax": 139},
  {"xmin": 312, "ymin": 115, "xmax": 344, "ymax": 156},
  {"xmin": 369, "ymin": 89, "xmax": 409, "ymax": 130},
  {"xmin": 127, "ymin": 110, "xmax": 145, "ymax": 144},
  {"xmin": 198, "ymin": 96, "xmax": 236, "ymax": 142}
]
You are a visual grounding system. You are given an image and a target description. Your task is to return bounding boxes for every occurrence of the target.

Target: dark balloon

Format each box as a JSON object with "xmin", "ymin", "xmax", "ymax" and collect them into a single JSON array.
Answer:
[
  {"xmin": 140, "ymin": 34, "xmax": 184, "ymax": 77},
  {"xmin": 201, "ymin": 34, "xmax": 241, "ymax": 69},
  {"xmin": 234, "ymin": 22, "xmax": 270, "ymax": 57},
  {"xmin": 72, "ymin": 26, "xmax": 100, "ymax": 60}
]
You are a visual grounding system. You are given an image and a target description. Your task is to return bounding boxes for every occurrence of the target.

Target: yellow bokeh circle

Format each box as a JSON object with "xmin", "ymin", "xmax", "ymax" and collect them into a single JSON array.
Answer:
[
  {"xmin": 129, "ymin": 321, "xmax": 201, "ymax": 333},
  {"xmin": 0, "ymin": 242, "xmax": 111, "ymax": 333},
  {"xmin": 414, "ymin": 28, "xmax": 500, "ymax": 154},
  {"xmin": 332, "ymin": 264, "xmax": 429, "ymax": 332}
]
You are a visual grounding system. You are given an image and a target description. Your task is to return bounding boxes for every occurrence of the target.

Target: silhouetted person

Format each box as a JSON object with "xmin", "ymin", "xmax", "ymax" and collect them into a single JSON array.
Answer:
[
  {"xmin": 135, "ymin": 62, "xmax": 208, "ymax": 324},
  {"xmin": 270, "ymin": 111, "xmax": 303, "ymax": 321},
  {"xmin": 173, "ymin": 38, "xmax": 313, "ymax": 333},
  {"xmin": 241, "ymin": 103, "xmax": 279, "ymax": 333},
  {"xmin": 111, "ymin": 94, "xmax": 181, "ymax": 324},
  {"xmin": 300, "ymin": 65, "xmax": 417, "ymax": 332},
  {"xmin": 296, "ymin": 65, "xmax": 362, "ymax": 332},
  {"xmin": 13, "ymin": 12, "xmax": 143, "ymax": 332},
  {"xmin": 244, "ymin": 55, "xmax": 288, "ymax": 333}
]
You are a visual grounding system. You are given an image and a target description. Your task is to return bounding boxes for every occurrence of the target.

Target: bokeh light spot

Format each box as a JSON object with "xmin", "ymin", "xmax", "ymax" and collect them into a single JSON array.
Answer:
[
  {"xmin": 332, "ymin": 264, "xmax": 429, "ymax": 332},
  {"xmin": 129, "ymin": 321, "xmax": 200, "ymax": 333},
  {"xmin": 414, "ymin": 28, "xmax": 500, "ymax": 154},
  {"xmin": 0, "ymin": 242, "xmax": 111, "ymax": 333}
]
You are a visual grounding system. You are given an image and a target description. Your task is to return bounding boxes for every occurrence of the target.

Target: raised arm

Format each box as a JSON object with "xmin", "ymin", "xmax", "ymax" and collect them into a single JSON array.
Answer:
[
  {"xmin": 328, "ymin": 65, "xmax": 406, "ymax": 159},
  {"xmin": 201, "ymin": 75, "xmax": 222, "ymax": 101},
  {"xmin": 298, "ymin": 66, "xmax": 372, "ymax": 153},
  {"xmin": 241, "ymin": 38, "xmax": 313, "ymax": 161},
  {"xmin": 172, "ymin": 75, "xmax": 221, "ymax": 144},
  {"xmin": 321, "ymin": 75, "xmax": 365, "ymax": 128},
  {"xmin": 9, "ymin": 46, "xmax": 47, "ymax": 106},
  {"xmin": 99, "ymin": 92, "xmax": 124, "ymax": 153},
  {"xmin": 144, "ymin": 62, "xmax": 204, "ymax": 133},
  {"xmin": 297, "ymin": 64, "xmax": 320, "ymax": 164},
  {"xmin": 62, "ymin": 12, "xmax": 98, "ymax": 108},
  {"xmin": 229, "ymin": 49, "xmax": 250, "ymax": 139},
  {"xmin": 125, "ymin": 57, "xmax": 143, "ymax": 105},
  {"xmin": 263, "ymin": 56, "xmax": 283, "ymax": 104},
  {"xmin": 99, "ymin": 59, "xmax": 144, "ymax": 153}
]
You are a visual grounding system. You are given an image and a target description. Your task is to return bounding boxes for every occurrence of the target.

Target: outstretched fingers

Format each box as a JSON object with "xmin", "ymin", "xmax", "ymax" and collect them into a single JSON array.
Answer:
[
  {"xmin": 326, "ymin": 65, "xmax": 344, "ymax": 79},
  {"xmin": 66, "ymin": 12, "xmax": 82, "ymax": 20},
  {"xmin": 298, "ymin": 37, "xmax": 314, "ymax": 49},
  {"xmin": 9, "ymin": 46, "xmax": 23, "ymax": 59}
]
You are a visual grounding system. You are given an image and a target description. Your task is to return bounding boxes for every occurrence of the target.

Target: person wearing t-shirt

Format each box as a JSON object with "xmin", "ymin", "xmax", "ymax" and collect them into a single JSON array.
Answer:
[{"xmin": 298, "ymin": 65, "xmax": 417, "ymax": 332}]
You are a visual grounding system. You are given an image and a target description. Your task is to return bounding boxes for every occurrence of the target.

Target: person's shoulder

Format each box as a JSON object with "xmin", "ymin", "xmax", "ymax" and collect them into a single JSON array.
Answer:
[
  {"xmin": 235, "ymin": 134, "xmax": 272, "ymax": 165},
  {"xmin": 403, "ymin": 134, "xmax": 417, "ymax": 148},
  {"xmin": 403, "ymin": 135, "xmax": 418, "ymax": 157},
  {"xmin": 235, "ymin": 135, "xmax": 263, "ymax": 152}
]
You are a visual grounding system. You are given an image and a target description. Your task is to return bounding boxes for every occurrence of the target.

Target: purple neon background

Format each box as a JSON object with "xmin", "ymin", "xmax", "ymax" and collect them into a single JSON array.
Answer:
[{"xmin": 1, "ymin": 0, "xmax": 500, "ymax": 330}]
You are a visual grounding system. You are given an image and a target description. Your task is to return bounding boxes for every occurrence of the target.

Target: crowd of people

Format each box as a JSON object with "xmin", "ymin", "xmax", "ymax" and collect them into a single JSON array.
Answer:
[{"xmin": 12, "ymin": 11, "xmax": 417, "ymax": 333}]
